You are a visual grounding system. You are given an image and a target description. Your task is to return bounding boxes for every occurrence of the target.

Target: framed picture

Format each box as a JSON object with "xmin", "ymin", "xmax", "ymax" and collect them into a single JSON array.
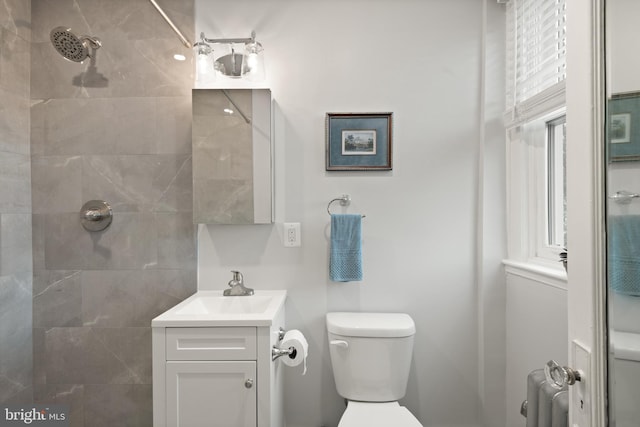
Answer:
[
  {"xmin": 610, "ymin": 113, "xmax": 631, "ymax": 144},
  {"xmin": 326, "ymin": 112, "xmax": 392, "ymax": 170},
  {"xmin": 609, "ymin": 93, "xmax": 640, "ymax": 161}
]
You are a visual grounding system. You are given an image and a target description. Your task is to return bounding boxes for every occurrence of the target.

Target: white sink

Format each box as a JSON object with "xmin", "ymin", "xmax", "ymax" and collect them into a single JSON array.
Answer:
[
  {"xmin": 152, "ymin": 290, "xmax": 287, "ymax": 327},
  {"xmin": 174, "ymin": 295, "xmax": 273, "ymax": 315}
]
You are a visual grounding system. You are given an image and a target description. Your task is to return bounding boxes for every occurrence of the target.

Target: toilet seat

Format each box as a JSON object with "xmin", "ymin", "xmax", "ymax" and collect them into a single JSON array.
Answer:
[{"xmin": 338, "ymin": 401, "xmax": 423, "ymax": 427}]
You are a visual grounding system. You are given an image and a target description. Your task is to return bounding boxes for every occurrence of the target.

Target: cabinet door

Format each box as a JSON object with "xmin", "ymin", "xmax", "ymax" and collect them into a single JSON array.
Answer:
[{"xmin": 166, "ymin": 361, "xmax": 256, "ymax": 427}]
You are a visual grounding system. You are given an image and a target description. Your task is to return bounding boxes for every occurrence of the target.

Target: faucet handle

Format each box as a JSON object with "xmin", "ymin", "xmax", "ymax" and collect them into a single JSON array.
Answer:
[
  {"xmin": 228, "ymin": 270, "xmax": 243, "ymax": 287},
  {"xmin": 224, "ymin": 270, "xmax": 253, "ymax": 296}
]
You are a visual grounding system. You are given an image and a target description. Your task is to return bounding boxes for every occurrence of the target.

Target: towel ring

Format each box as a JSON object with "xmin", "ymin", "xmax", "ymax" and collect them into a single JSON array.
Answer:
[{"xmin": 327, "ymin": 195, "xmax": 366, "ymax": 217}]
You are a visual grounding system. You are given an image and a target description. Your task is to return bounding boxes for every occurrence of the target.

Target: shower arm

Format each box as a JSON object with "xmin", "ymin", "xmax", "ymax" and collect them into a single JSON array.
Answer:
[
  {"xmin": 80, "ymin": 35, "xmax": 102, "ymax": 50},
  {"xmin": 148, "ymin": 0, "xmax": 193, "ymax": 49}
]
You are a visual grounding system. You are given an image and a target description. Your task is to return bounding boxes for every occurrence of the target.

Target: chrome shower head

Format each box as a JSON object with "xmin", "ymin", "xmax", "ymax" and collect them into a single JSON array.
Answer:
[{"xmin": 50, "ymin": 26, "xmax": 102, "ymax": 63}]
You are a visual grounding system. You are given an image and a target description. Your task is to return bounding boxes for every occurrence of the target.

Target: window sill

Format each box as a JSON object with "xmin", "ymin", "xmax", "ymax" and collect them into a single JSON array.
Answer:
[{"xmin": 502, "ymin": 259, "xmax": 568, "ymax": 291}]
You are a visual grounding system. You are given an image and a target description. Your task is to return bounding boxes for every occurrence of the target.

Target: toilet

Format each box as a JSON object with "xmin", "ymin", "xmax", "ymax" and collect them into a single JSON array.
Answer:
[
  {"xmin": 326, "ymin": 312, "xmax": 423, "ymax": 427},
  {"xmin": 610, "ymin": 330, "xmax": 640, "ymax": 427}
]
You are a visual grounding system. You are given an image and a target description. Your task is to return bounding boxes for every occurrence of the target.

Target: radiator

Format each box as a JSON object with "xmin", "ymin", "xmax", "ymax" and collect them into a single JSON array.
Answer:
[{"xmin": 521, "ymin": 369, "xmax": 569, "ymax": 427}]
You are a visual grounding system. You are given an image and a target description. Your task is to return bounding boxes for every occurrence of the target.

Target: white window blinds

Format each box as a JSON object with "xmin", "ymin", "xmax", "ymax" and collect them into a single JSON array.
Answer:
[{"xmin": 505, "ymin": 0, "xmax": 566, "ymax": 126}]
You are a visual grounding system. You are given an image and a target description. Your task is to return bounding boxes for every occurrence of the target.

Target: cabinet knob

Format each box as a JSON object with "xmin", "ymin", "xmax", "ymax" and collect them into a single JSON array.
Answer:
[{"xmin": 245, "ymin": 379, "xmax": 254, "ymax": 389}]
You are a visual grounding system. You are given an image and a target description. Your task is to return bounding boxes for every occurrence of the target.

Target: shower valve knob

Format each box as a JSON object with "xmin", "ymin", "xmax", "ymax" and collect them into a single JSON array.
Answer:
[{"xmin": 80, "ymin": 200, "xmax": 113, "ymax": 232}]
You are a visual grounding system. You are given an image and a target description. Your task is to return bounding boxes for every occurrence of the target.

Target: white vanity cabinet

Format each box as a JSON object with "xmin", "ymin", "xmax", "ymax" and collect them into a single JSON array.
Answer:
[
  {"xmin": 166, "ymin": 360, "xmax": 256, "ymax": 427},
  {"xmin": 152, "ymin": 290, "xmax": 286, "ymax": 427}
]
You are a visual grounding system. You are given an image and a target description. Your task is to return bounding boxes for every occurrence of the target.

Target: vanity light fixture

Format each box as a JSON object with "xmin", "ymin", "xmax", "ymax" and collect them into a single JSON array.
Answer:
[{"xmin": 197, "ymin": 31, "xmax": 265, "ymax": 82}]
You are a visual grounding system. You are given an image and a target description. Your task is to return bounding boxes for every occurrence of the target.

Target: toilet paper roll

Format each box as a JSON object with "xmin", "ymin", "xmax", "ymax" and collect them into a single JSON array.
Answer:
[{"xmin": 280, "ymin": 329, "xmax": 308, "ymax": 375}]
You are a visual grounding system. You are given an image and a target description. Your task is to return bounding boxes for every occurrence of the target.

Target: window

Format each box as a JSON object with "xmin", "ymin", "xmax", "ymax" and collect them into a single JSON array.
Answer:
[
  {"xmin": 509, "ymin": 110, "xmax": 566, "ymax": 266},
  {"xmin": 546, "ymin": 116, "xmax": 566, "ymax": 250},
  {"xmin": 504, "ymin": 0, "xmax": 567, "ymax": 272},
  {"xmin": 505, "ymin": 0, "xmax": 566, "ymax": 125},
  {"xmin": 507, "ymin": 0, "xmax": 566, "ymax": 105}
]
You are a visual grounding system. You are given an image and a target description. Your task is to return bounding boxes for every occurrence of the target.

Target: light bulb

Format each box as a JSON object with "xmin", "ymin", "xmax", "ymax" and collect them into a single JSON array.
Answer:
[
  {"xmin": 246, "ymin": 53, "xmax": 258, "ymax": 71},
  {"xmin": 193, "ymin": 42, "xmax": 214, "ymax": 84},
  {"xmin": 242, "ymin": 41, "xmax": 264, "ymax": 82}
]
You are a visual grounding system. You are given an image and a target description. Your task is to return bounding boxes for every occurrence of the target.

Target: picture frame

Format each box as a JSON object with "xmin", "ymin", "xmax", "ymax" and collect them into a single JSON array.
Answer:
[
  {"xmin": 609, "ymin": 93, "xmax": 640, "ymax": 161},
  {"xmin": 326, "ymin": 112, "xmax": 393, "ymax": 170},
  {"xmin": 610, "ymin": 113, "xmax": 630, "ymax": 144}
]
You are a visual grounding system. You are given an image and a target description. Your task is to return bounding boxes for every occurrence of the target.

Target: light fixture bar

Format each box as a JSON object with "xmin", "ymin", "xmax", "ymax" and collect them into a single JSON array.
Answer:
[
  {"xmin": 148, "ymin": 0, "xmax": 193, "ymax": 49},
  {"xmin": 200, "ymin": 31, "xmax": 256, "ymax": 45}
]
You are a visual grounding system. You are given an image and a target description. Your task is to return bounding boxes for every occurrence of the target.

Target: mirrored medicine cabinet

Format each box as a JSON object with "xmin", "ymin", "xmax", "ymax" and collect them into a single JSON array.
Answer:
[{"xmin": 192, "ymin": 88, "xmax": 273, "ymax": 224}]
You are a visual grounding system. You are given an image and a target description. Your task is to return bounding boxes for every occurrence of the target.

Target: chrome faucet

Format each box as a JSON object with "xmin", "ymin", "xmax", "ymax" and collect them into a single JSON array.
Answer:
[{"xmin": 223, "ymin": 271, "xmax": 254, "ymax": 296}]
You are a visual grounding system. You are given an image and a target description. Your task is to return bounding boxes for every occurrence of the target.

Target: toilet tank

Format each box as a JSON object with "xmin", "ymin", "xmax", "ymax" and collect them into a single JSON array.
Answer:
[{"xmin": 326, "ymin": 312, "xmax": 416, "ymax": 402}]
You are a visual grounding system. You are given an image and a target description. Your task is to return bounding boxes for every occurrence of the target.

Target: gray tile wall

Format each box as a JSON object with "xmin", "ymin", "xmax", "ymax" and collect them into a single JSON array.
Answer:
[
  {"xmin": 30, "ymin": 0, "xmax": 196, "ymax": 425},
  {"xmin": 0, "ymin": 0, "xmax": 33, "ymax": 405}
]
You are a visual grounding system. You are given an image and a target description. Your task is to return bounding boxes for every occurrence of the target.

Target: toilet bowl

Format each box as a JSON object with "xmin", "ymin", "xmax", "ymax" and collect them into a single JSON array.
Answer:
[
  {"xmin": 339, "ymin": 402, "xmax": 421, "ymax": 427},
  {"xmin": 326, "ymin": 312, "xmax": 423, "ymax": 427}
]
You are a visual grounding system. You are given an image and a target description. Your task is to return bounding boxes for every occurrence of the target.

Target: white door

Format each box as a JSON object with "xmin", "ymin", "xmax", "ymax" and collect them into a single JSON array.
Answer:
[
  {"xmin": 166, "ymin": 361, "xmax": 257, "ymax": 427},
  {"xmin": 566, "ymin": 1, "xmax": 608, "ymax": 426}
]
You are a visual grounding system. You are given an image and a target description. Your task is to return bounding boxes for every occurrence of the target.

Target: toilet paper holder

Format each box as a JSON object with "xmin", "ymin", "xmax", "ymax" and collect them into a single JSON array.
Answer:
[
  {"xmin": 272, "ymin": 346, "xmax": 297, "ymax": 361},
  {"xmin": 272, "ymin": 327, "xmax": 298, "ymax": 361}
]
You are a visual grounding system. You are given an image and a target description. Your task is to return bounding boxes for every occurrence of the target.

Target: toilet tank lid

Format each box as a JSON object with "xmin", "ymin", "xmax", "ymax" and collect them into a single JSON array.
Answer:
[
  {"xmin": 326, "ymin": 312, "xmax": 416, "ymax": 338},
  {"xmin": 612, "ymin": 331, "xmax": 640, "ymax": 362}
]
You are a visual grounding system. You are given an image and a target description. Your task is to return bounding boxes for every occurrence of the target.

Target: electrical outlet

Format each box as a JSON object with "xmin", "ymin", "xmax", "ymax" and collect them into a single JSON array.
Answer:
[{"xmin": 284, "ymin": 223, "xmax": 301, "ymax": 247}]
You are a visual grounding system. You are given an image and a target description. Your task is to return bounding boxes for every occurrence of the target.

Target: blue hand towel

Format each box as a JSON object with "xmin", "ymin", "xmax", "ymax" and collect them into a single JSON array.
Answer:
[
  {"xmin": 330, "ymin": 214, "xmax": 363, "ymax": 282},
  {"xmin": 609, "ymin": 215, "xmax": 640, "ymax": 296}
]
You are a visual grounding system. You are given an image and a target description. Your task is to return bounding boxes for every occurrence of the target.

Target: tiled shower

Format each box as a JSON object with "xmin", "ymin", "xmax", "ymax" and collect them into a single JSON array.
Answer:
[
  {"xmin": 0, "ymin": 0, "xmax": 33, "ymax": 407},
  {"xmin": 1, "ymin": 0, "xmax": 198, "ymax": 425}
]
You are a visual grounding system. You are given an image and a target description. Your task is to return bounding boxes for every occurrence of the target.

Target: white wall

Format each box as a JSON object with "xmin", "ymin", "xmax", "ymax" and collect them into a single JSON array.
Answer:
[
  {"xmin": 608, "ymin": 0, "xmax": 640, "ymax": 216},
  {"xmin": 478, "ymin": 3, "xmax": 508, "ymax": 427},
  {"xmin": 195, "ymin": 2, "xmax": 505, "ymax": 426},
  {"xmin": 608, "ymin": 0, "xmax": 640, "ymax": 94},
  {"xmin": 504, "ymin": 271, "xmax": 568, "ymax": 427}
]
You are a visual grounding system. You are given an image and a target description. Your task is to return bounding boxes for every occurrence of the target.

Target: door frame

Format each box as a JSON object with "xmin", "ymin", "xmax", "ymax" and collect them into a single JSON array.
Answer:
[{"xmin": 566, "ymin": 0, "xmax": 608, "ymax": 425}]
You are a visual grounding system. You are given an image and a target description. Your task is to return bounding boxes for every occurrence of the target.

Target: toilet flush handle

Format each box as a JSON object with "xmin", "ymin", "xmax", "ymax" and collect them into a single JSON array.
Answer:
[{"xmin": 330, "ymin": 340, "xmax": 348, "ymax": 349}]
